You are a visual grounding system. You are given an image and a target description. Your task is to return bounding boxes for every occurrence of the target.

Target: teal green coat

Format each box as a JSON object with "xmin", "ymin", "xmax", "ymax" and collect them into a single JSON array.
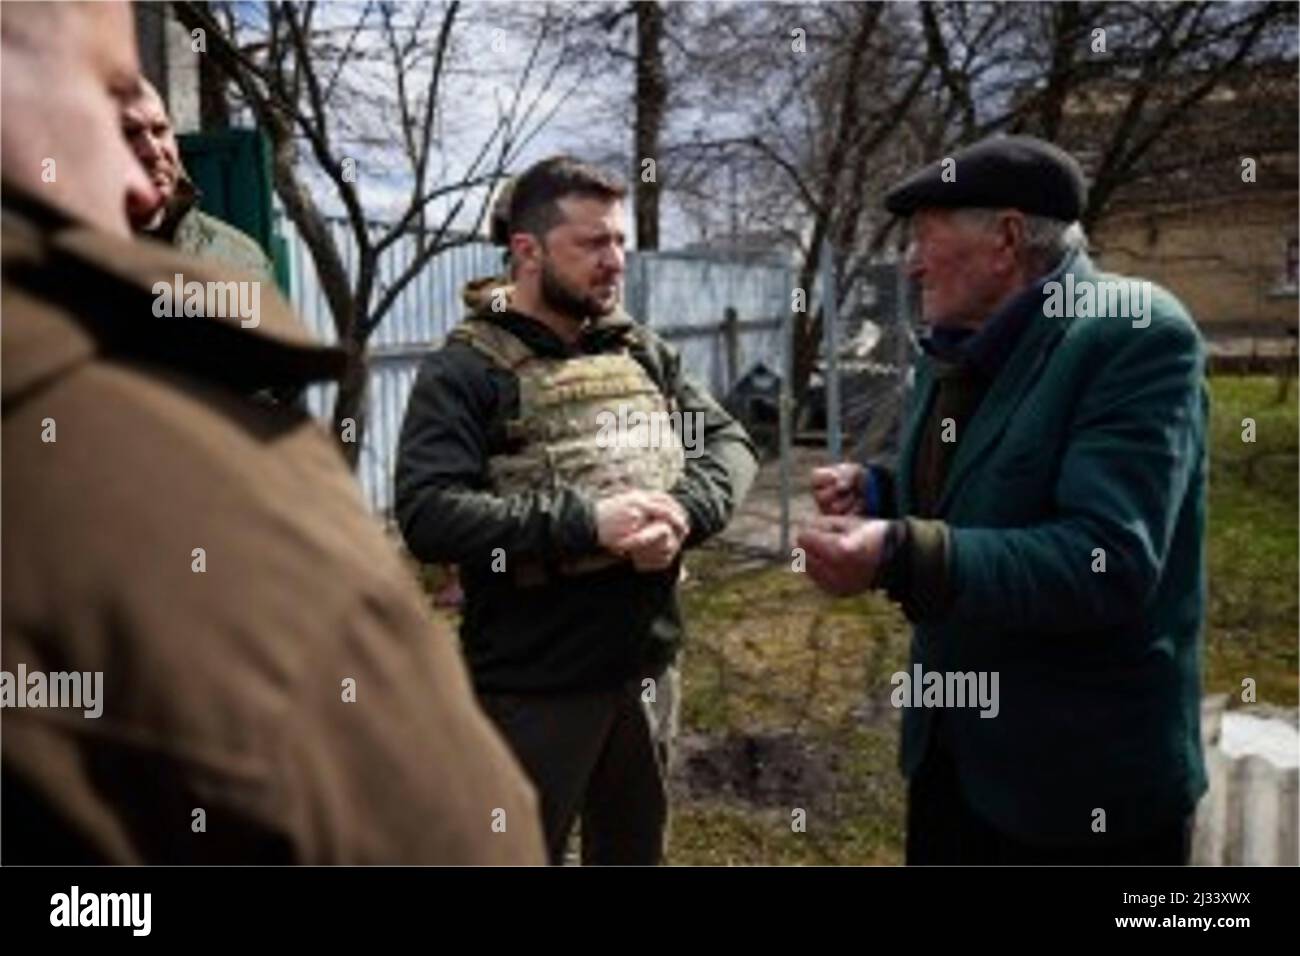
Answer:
[{"xmin": 894, "ymin": 252, "xmax": 1208, "ymax": 847}]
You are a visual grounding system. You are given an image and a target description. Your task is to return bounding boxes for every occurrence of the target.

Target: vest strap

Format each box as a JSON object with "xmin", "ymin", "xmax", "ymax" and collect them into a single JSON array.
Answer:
[{"xmin": 446, "ymin": 318, "xmax": 536, "ymax": 371}]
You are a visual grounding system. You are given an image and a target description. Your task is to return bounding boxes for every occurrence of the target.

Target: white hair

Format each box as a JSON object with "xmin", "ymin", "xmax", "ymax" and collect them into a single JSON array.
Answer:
[{"xmin": 953, "ymin": 208, "xmax": 1088, "ymax": 274}]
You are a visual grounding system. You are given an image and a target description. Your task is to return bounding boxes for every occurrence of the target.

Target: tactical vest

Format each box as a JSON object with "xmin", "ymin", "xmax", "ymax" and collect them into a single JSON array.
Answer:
[{"xmin": 447, "ymin": 316, "xmax": 686, "ymax": 582}]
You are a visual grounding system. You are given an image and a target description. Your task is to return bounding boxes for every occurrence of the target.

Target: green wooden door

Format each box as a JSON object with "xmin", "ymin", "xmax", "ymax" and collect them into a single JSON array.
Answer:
[{"xmin": 178, "ymin": 129, "xmax": 290, "ymax": 295}]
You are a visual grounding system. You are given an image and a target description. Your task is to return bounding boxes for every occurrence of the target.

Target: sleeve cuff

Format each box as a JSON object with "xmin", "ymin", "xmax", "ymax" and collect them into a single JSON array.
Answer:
[
  {"xmin": 558, "ymin": 493, "xmax": 601, "ymax": 556},
  {"xmin": 862, "ymin": 464, "xmax": 897, "ymax": 518},
  {"xmin": 670, "ymin": 490, "xmax": 706, "ymax": 549},
  {"xmin": 881, "ymin": 517, "xmax": 953, "ymax": 622}
]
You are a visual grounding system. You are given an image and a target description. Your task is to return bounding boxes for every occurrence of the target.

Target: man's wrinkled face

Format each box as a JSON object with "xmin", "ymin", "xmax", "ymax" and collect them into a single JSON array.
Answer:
[
  {"xmin": 0, "ymin": 1, "xmax": 158, "ymax": 237},
  {"xmin": 903, "ymin": 208, "xmax": 1011, "ymax": 329},
  {"xmin": 121, "ymin": 83, "xmax": 181, "ymax": 229},
  {"xmin": 535, "ymin": 196, "xmax": 626, "ymax": 320}
]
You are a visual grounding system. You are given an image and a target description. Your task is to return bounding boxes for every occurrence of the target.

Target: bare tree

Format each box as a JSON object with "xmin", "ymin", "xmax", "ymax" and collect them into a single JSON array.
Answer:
[
  {"xmin": 663, "ymin": 1, "xmax": 1293, "ymax": 403},
  {"xmin": 916, "ymin": 1, "xmax": 1295, "ymax": 228},
  {"xmin": 173, "ymin": 0, "xmax": 580, "ymax": 465},
  {"xmin": 554, "ymin": 0, "xmax": 691, "ymax": 250},
  {"xmin": 663, "ymin": 3, "xmax": 931, "ymax": 402},
  {"xmin": 632, "ymin": 1, "xmax": 667, "ymax": 250}
]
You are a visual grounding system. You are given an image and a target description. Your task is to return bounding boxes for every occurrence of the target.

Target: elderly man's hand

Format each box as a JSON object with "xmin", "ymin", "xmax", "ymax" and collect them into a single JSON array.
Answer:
[
  {"xmin": 810, "ymin": 463, "xmax": 865, "ymax": 516},
  {"xmin": 797, "ymin": 515, "xmax": 891, "ymax": 597}
]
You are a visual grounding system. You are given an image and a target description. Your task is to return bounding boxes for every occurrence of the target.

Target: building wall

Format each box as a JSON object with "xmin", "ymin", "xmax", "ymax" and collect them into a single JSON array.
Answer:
[
  {"xmin": 1092, "ymin": 191, "xmax": 1298, "ymax": 335},
  {"xmin": 133, "ymin": 2, "xmax": 167, "ymax": 94},
  {"xmin": 132, "ymin": 2, "xmax": 200, "ymax": 132},
  {"xmin": 164, "ymin": 15, "xmax": 202, "ymax": 134}
]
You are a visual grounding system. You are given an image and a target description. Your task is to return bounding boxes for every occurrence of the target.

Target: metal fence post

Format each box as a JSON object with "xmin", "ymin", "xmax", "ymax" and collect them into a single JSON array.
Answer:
[
  {"xmin": 723, "ymin": 306, "xmax": 740, "ymax": 392},
  {"xmin": 821, "ymin": 237, "xmax": 841, "ymax": 461},
  {"xmin": 626, "ymin": 252, "xmax": 649, "ymax": 324},
  {"xmin": 896, "ymin": 254, "xmax": 914, "ymax": 385},
  {"xmin": 779, "ymin": 303, "xmax": 793, "ymax": 558}
]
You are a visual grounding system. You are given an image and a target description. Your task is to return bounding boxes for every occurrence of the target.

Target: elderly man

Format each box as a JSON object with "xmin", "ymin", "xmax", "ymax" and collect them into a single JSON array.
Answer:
[
  {"xmin": 121, "ymin": 77, "xmax": 272, "ymax": 280},
  {"xmin": 801, "ymin": 135, "xmax": 1208, "ymax": 864},
  {"xmin": 2, "ymin": 0, "xmax": 543, "ymax": 864}
]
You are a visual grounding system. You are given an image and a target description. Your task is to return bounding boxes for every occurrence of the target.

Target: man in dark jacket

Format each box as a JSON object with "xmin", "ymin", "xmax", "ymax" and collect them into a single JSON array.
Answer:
[
  {"xmin": 396, "ymin": 157, "xmax": 758, "ymax": 864},
  {"xmin": 802, "ymin": 136, "xmax": 1208, "ymax": 864}
]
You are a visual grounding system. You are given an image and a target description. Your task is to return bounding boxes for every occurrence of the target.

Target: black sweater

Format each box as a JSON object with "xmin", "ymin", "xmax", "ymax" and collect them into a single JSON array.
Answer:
[{"xmin": 395, "ymin": 308, "xmax": 757, "ymax": 692}]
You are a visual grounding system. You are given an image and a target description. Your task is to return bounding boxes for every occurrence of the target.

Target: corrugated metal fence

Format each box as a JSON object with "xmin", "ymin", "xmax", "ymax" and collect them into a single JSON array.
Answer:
[
  {"xmin": 284, "ymin": 216, "xmax": 795, "ymax": 514},
  {"xmin": 1193, "ymin": 696, "xmax": 1299, "ymax": 865},
  {"xmin": 624, "ymin": 250, "xmax": 794, "ymax": 395}
]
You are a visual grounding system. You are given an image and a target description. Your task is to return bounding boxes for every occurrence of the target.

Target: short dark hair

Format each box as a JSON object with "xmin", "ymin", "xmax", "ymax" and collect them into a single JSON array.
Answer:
[
  {"xmin": 488, "ymin": 178, "xmax": 515, "ymax": 246},
  {"xmin": 507, "ymin": 156, "xmax": 626, "ymax": 241}
]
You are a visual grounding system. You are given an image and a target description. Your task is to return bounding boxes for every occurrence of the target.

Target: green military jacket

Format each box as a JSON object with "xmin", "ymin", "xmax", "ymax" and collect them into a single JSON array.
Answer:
[{"xmin": 149, "ymin": 177, "xmax": 272, "ymax": 282}]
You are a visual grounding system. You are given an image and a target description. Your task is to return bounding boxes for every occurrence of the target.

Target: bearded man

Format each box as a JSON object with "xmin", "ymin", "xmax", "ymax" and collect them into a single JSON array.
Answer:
[{"xmin": 395, "ymin": 156, "xmax": 757, "ymax": 865}]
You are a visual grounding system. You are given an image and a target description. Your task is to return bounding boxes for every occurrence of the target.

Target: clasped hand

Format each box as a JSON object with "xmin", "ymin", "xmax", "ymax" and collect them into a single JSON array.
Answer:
[{"xmin": 595, "ymin": 490, "xmax": 690, "ymax": 572}]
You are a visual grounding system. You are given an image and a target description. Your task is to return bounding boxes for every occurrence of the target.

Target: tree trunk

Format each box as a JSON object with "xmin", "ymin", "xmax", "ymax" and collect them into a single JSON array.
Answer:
[
  {"xmin": 332, "ymin": 336, "xmax": 369, "ymax": 469},
  {"xmin": 1036, "ymin": 2, "xmax": 1081, "ymax": 141},
  {"xmin": 633, "ymin": 1, "xmax": 666, "ymax": 251},
  {"xmin": 791, "ymin": 251, "xmax": 823, "ymax": 411}
]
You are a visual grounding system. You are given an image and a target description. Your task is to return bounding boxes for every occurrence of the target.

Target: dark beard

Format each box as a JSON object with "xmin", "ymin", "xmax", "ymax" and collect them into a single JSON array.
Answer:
[{"xmin": 540, "ymin": 259, "xmax": 614, "ymax": 321}]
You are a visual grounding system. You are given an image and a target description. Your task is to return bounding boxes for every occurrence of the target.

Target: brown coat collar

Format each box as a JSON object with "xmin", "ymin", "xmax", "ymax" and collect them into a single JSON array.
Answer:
[{"xmin": 2, "ymin": 186, "xmax": 344, "ymax": 404}]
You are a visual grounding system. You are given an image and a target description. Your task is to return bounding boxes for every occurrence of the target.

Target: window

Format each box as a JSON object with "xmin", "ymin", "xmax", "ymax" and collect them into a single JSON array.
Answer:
[{"xmin": 1272, "ymin": 235, "xmax": 1300, "ymax": 298}]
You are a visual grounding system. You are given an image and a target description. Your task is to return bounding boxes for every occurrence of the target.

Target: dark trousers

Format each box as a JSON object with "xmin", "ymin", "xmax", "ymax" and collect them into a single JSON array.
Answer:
[
  {"xmin": 478, "ymin": 673, "xmax": 669, "ymax": 866},
  {"xmin": 906, "ymin": 724, "xmax": 1193, "ymax": 865}
]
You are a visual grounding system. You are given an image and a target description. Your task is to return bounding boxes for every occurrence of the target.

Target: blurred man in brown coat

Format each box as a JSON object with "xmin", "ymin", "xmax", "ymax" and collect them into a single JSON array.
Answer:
[{"xmin": 1, "ymin": 0, "xmax": 544, "ymax": 865}]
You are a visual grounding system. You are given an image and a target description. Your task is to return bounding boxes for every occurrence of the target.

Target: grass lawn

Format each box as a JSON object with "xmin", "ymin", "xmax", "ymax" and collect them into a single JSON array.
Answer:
[
  {"xmin": 1203, "ymin": 376, "xmax": 1298, "ymax": 707},
  {"xmin": 667, "ymin": 374, "xmax": 1297, "ymax": 865}
]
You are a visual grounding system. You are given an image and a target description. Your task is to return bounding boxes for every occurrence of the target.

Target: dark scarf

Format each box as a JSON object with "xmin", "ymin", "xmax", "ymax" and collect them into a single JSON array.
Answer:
[{"xmin": 911, "ymin": 250, "xmax": 1076, "ymax": 515}]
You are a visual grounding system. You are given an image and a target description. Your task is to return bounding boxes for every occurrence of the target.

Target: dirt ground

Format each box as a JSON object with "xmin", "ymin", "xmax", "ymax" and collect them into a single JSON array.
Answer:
[
  {"xmin": 708, "ymin": 443, "xmax": 829, "ymax": 560},
  {"xmin": 666, "ymin": 446, "xmax": 914, "ymax": 865}
]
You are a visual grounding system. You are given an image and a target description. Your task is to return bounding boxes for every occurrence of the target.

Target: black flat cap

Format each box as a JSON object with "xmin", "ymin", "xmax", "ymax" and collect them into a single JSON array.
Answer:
[{"xmin": 884, "ymin": 134, "xmax": 1087, "ymax": 221}]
